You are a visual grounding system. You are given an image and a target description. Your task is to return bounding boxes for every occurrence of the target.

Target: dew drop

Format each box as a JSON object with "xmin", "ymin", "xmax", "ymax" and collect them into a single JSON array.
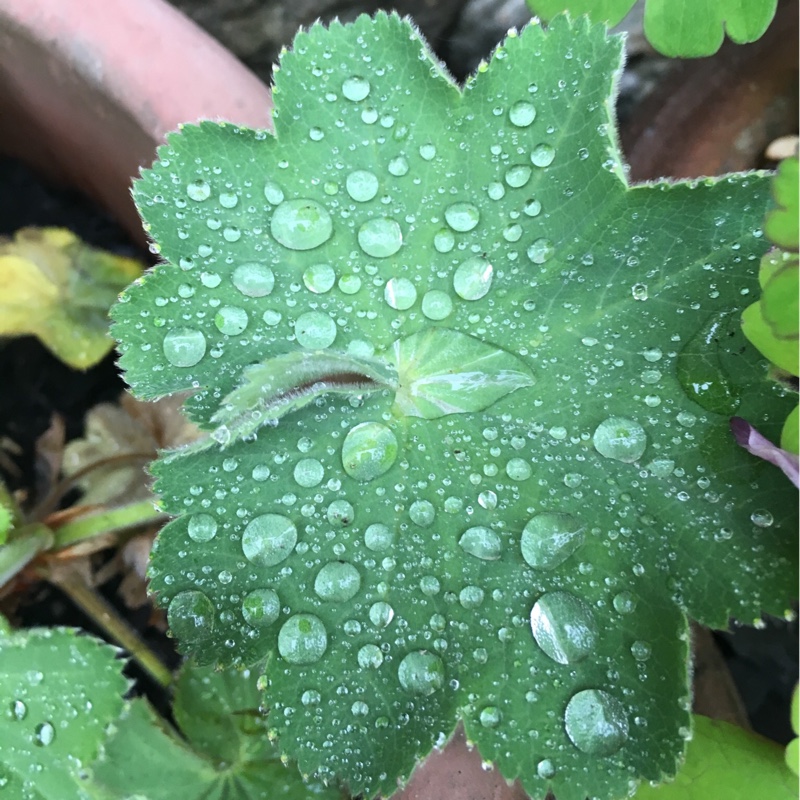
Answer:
[
  {"xmin": 453, "ymin": 256, "xmax": 493, "ymax": 300},
  {"xmin": 409, "ymin": 500, "xmax": 435, "ymax": 527},
  {"xmin": 294, "ymin": 458, "xmax": 324, "ymax": 488},
  {"xmin": 421, "ymin": 290, "xmax": 453, "ymax": 320},
  {"xmin": 219, "ymin": 191, "xmax": 238, "ymax": 208},
  {"xmin": 232, "ymin": 263, "xmax": 275, "ymax": 297},
  {"xmin": 327, "ymin": 500, "xmax": 354, "ymax": 527},
  {"xmin": 564, "ymin": 689, "xmax": 629, "ymax": 755},
  {"xmin": 479, "ymin": 706, "xmax": 502, "ymax": 728},
  {"xmin": 241, "ymin": 514, "xmax": 297, "ymax": 566},
  {"xmin": 537, "ymin": 759, "xmax": 556, "ymax": 779},
  {"xmin": 505, "ymin": 458, "xmax": 532, "ymax": 481},
  {"xmin": 277, "ymin": 614, "xmax": 328, "ymax": 664},
  {"xmin": 369, "ymin": 601, "xmax": 394, "ymax": 628},
  {"xmin": 593, "ymin": 417, "xmax": 647, "ymax": 463},
  {"xmin": 509, "ymin": 101, "xmax": 536, "ymax": 127},
  {"xmin": 505, "ymin": 165, "xmax": 532, "ymax": 188},
  {"xmin": 460, "ymin": 585, "xmax": 485, "ymax": 609},
  {"xmin": 346, "ymin": 170, "xmax": 379, "ymax": 202},
  {"xmin": 187, "ymin": 514, "xmax": 217, "ymax": 543},
  {"xmin": 444, "ymin": 203, "xmax": 480, "ymax": 232},
  {"xmin": 398, "ymin": 651, "xmax": 445, "ymax": 696},
  {"xmin": 357, "ymin": 218, "xmax": 403, "ymax": 258},
  {"xmin": 314, "ymin": 561, "xmax": 361, "ymax": 602},
  {"xmin": 342, "ymin": 422, "xmax": 398, "ymax": 481},
  {"xmin": 523, "ymin": 198, "xmax": 542, "ymax": 217},
  {"xmin": 527, "ymin": 238, "xmax": 554, "ymax": 264},
  {"xmin": 34, "ymin": 721, "xmax": 55, "ymax": 747},
  {"xmin": 459, "ymin": 526, "xmax": 502, "ymax": 561},
  {"xmin": 358, "ymin": 644, "xmax": 384, "ymax": 669},
  {"xmin": 521, "ymin": 512, "xmax": 584, "ymax": 570},
  {"xmin": 531, "ymin": 144, "xmax": 555, "ymax": 167},
  {"xmin": 433, "ymin": 228, "xmax": 455, "ymax": 253},
  {"xmin": 631, "ymin": 640, "xmax": 652, "ymax": 661},
  {"xmin": 214, "ymin": 306, "xmax": 248, "ymax": 335},
  {"xmin": 364, "ymin": 523, "xmax": 394, "ymax": 552},
  {"xmin": 388, "ymin": 156, "xmax": 409, "ymax": 176},
  {"xmin": 9, "ymin": 700, "xmax": 27, "ymax": 721},
  {"xmin": 242, "ymin": 588, "xmax": 280, "ymax": 627},
  {"xmin": 342, "ymin": 75, "xmax": 370, "ymax": 101},
  {"xmin": 168, "ymin": 590, "xmax": 215, "ymax": 642},
  {"xmin": 338, "ymin": 274, "xmax": 362, "ymax": 294},
  {"xmin": 530, "ymin": 591, "xmax": 598, "ymax": 664},
  {"xmin": 271, "ymin": 199, "xmax": 333, "ymax": 250},
  {"xmin": 419, "ymin": 143, "xmax": 436, "ymax": 161},
  {"xmin": 751, "ymin": 509, "xmax": 774, "ymax": 527},
  {"xmin": 163, "ymin": 328, "xmax": 206, "ymax": 367},
  {"xmin": 632, "ymin": 283, "xmax": 648, "ymax": 301},
  {"xmin": 303, "ymin": 263, "xmax": 336, "ymax": 294},
  {"xmin": 186, "ymin": 179, "xmax": 211, "ymax": 201},
  {"xmin": 301, "ymin": 690, "xmax": 321, "ymax": 706},
  {"xmin": 263, "ymin": 181, "xmax": 285, "ymax": 205},
  {"xmin": 384, "ymin": 277, "xmax": 417, "ymax": 310},
  {"xmin": 295, "ymin": 311, "xmax": 337, "ymax": 348},
  {"xmin": 612, "ymin": 591, "xmax": 638, "ymax": 615}
]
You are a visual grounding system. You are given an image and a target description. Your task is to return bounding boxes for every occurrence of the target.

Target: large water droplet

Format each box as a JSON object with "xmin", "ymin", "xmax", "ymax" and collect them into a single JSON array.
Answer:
[
  {"xmin": 214, "ymin": 306, "xmax": 248, "ymax": 335},
  {"xmin": 505, "ymin": 165, "xmax": 532, "ymax": 188},
  {"xmin": 358, "ymin": 218, "xmax": 403, "ymax": 257},
  {"xmin": 358, "ymin": 643, "xmax": 384, "ymax": 669},
  {"xmin": 346, "ymin": 170, "xmax": 379, "ymax": 202},
  {"xmin": 168, "ymin": 590, "xmax": 215, "ymax": 642},
  {"xmin": 271, "ymin": 199, "xmax": 333, "ymax": 250},
  {"xmin": 369, "ymin": 601, "xmax": 394, "ymax": 628},
  {"xmin": 342, "ymin": 422, "xmax": 398, "ymax": 481},
  {"xmin": 187, "ymin": 514, "xmax": 217, "ymax": 543},
  {"xmin": 398, "ymin": 651, "xmax": 445, "ymax": 696},
  {"xmin": 388, "ymin": 156, "xmax": 409, "ymax": 176},
  {"xmin": 520, "ymin": 512, "xmax": 584, "ymax": 570},
  {"xmin": 421, "ymin": 290, "xmax": 453, "ymax": 320},
  {"xmin": 364, "ymin": 523, "xmax": 394, "ymax": 551},
  {"xmin": 419, "ymin": 143, "xmax": 436, "ymax": 161},
  {"xmin": 264, "ymin": 181, "xmax": 285, "ymax": 205},
  {"xmin": 453, "ymin": 256, "xmax": 493, "ymax": 300},
  {"xmin": 314, "ymin": 561, "xmax": 361, "ymax": 602},
  {"xmin": 242, "ymin": 588, "xmax": 280, "ymax": 627},
  {"xmin": 294, "ymin": 458, "xmax": 324, "ymax": 487},
  {"xmin": 593, "ymin": 417, "xmax": 647, "ymax": 463},
  {"xmin": 384, "ymin": 277, "xmax": 417, "ymax": 310},
  {"xmin": 459, "ymin": 526, "xmax": 502, "ymax": 561},
  {"xmin": 531, "ymin": 144, "xmax": 555, "ymax": 167},
  {"xmin": 327, "ymin": 500, "xmax": 354, "ymax": 527},
  {"xmin": 409, "ymin": 500, "xmax": 435, "ymax": 527},
  {"xmin": 527, "ymin": 238, "xmax": 554, "ymax": 264},
  {"xmin": 530, "ymin": 591, "xmax": 598, "ymax": 664},
  {"xmin": 9, "ymin": 700, "xmax": 27, "ymax": 721},
  {"xmin": 232, "ymin": 263, "xmax": 274, "ymax": 297},
  {"xmin": 505, "ymin": 458, "xmax": 532, "ymax": 481},
  {"xmin": 564, "ymin": 689, "xmax": 629, "ymax": 755},
  {"xmin": 479, "ymin": 706, "xmax": 501, "ymax": 728},
  {"xmin": 303, "ymin": 263, "xmax": 335, "ymax": 294},
  {"xmin": 460, "ymin": 585, "xmax": 485, "ymax": 609},
  {"xmin": 186, "ymin": 179, "xmax": 211, "ymax": 201},
  {"xmin": 342, "ymin": 75, "xmax": 370, "ymax": 101},
  {"xmin": 34, "ymin": 721, "xmax": 55, "ymax": 747},
  {"xmin": 241, "ymin": 514, "xmax": 297, "ymax": 566},
  {"xmin": 277, "ymin": 614, "xmax": 328, "ymax": 664},
  {"xmin": 163, "ymin": 328, "xmax": 206, "ymax": 367},
  {"xmin": 612, "ymin": 591, "xmax": 638, "ymax": 614},
  {"xmin": 445, "ymin": 203, "xmax": 480, "ymax": 232},
  {"xmin": 509, "ymin": 101, "xmax": 536, "ymax": 127},
  {"xmin": 434, "ymin": 229, "xmax": 455, "ymax": 253},
  {"xmin": 295, "ymin": 311, "xmax": 337, "ymax": 348}
]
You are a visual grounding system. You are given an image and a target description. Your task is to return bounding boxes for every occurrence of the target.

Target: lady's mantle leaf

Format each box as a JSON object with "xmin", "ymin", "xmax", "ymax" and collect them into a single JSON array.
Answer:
[{"xmin": 113, "ymin": 13, "xmax": 797, "ymax": 800}]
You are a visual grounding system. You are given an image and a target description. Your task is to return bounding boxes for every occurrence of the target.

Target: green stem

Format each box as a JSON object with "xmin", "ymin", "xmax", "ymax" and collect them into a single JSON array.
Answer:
[
  {"xmin": 49, "ymin": 569, "xmax": 173, "ymax": 690},
  {"xmin": 52, "ymin": 499, "xmax": 167, "ymax": 549}
]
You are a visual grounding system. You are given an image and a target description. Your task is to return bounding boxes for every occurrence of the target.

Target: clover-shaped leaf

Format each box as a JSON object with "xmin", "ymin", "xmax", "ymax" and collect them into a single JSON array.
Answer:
[{"xmin": 113, "ymin": 14, "xmax": 798, "ymax": 800}]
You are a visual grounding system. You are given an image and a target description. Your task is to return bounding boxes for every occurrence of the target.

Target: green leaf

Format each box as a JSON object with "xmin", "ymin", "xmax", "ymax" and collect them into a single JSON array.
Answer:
[
  {"xmin": 527, "ymin": 0, "xmax": 778, "ymax": 57},
  {"xmin": 788, "ymin": 684, "xmax": 799, "ymax": 775},
  {"xmin": 113, "ymin": 13, "xmax": 798, "ymax": 800},
  {"xmin": 0, "ymin": 627, "xmax": 128, "ymax": 799},
  {"xmin": 632, "ymin": 715, "xmax": 796, "ymax": 800},
  {"xmin": 92, "ymin": 663, "xmax": 340, "ymax": 800},
  {"xmin": 765, "ymin": 156, "xmax": 799, "ymax": 251},
  {"xmin": 0, "ymin": 228, "xmax": 142, "ymax": 370}
]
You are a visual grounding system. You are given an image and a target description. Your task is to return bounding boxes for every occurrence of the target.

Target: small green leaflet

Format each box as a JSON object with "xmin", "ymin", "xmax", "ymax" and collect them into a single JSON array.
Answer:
[{"xmin": 113, "ymin": 13, "xmax": 797, "ymax": 800}]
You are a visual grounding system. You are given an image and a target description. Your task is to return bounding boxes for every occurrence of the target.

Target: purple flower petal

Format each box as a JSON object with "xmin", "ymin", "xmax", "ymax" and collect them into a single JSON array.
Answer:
[{"xmin": 731, "ymin": 417, "xmax": 800, "ymax": 488}]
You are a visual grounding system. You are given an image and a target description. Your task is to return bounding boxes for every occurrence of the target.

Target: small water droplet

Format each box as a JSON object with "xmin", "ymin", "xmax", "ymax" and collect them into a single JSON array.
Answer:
[
  {"xmin": 530, "ymin": 591, "xmax": 598, "ymax": 664},
  {"xmin": 271, "ymin": 199, "xmax": 333, "ymax": 250},
  {"xmin": 537, "ymin": 759, "xmax": 556, "ymax": 779},
  {"xmin": 751, "ymin": 509, "xmax": 774, "ymax": 527},
  {"xmin": 433, "ymin": 229, "xmax": 455, "ymax": 253},
  {"xmin": 531, "ymin": 143, "xmax": 555, "ymax": 167},
  {"xmin": 9, "ymin": 700, "xmax": 27, "ymax": 721},
  {"xmin": 214, "ymin": 306, "xmax": 248, "ymax": 335},
  {"xmin": 369, "ymin": 601, "xmax": 394, "ymax": 628},
  {"xmin": 241, "ymin": 514, "xmax": 297, "ymax": 566},
  {"xmin": 521, "ymin": 512, "xmax": 584, "ymax": 570},
  {"xmin": 505, "ymin": 458, "xmax": 531, "ymax": 481},
  {"xmin": 593, "ymin": 417, "xmax": 647, "ymax": 463},
  {"xmin": 326, "ymin": 500, "xmax": 354, "ymax": 527},
  {"xmin": 346, "ymin": 170, "xmax": 379, "ymax": 202},
  {"xmin": 384, "ymin": 277, "xmax": 417, "ymax": 310},
  {"xmin": 419, "ymin": 143, "xmax": 436, "ymax": 161},
  {"xmin": 338, "ymin": 274, "xmax": 362, "ymax": 294},
  {"xmin": 242, "ymin": 588, "xmax": 280, "ymax": 627},
  {"xmin": 186, "ymin": 179, "xmax": 211, "ymax": 201},
  {"xmin": 564, "ymin": 689, "xmax": 629, "ymax": 755},
  {"xmin": 479, "ymin": 706, "xmax": 502, "ymax": 727},
  {"xmin": 219, "ymin": 191, "xmax": 238, "ymax": 209},
  {"xmin": 342, "ymin": 75, "xmax": 370, "ymax": 101},
  {"xmin": 630, "ymin": 640, "xmax": 652, "ymax": 661},
  {"xmin": 358, "ymin": 218, "xmax": 403, "ymax": 257},
  {"xmin": 364, "ymin": 523, "xmax": 394, "ymax": 552},
  {"xmin": 278, "ymin": 614, "xmax": 328, "ymax": 664},
  {"xmin": 527, "ymin": 238, "xmax": 554, "ymax": 264},
  {"xmin": 188, "ymin": 514, "xmax": 217, "ymax": 543},
  {"xmin": 388, "ymin": 156, "xmax": 409, "ymax": 176},
  {"xmin": 612, "ymin": 591, "xmax": 638, "ymax": 614},
  {"xmin": 294, "ymin": 311, "xmax": 337, "ymax": 348},
  {"xmin": 398, "ymin": 651, "xmax": 444, "ymax": 696},
  {"xmin": 409, "ymin": 500, "xmax": 435, "ymax": 527},
  {"xmin": 444, "ymin": 203, "xmax": 480, "ymax": 232},
  {"xmin": 453, "ymin": 256, "xmax": 493, "ymax": 300},
  {"xmin": 632, "ymin": 283, "xmax": 648, "ymax": 301},
  {"xmin": 294, "ymin": 458, "xmax": 324, "ymax": 487},
  {"xmin": 421, "ymin": 290, "xmax": 453, "ymax": 320},
  {"xmin": 505, "ymin": 165, "xmax": 531, "ymax": 188},
  {"xmin": 358, "ymin": 644, "xmax": 384, "ymax": 669},
  {"xmin": 34, "ymin": 722, "xmax": 55, "ymax": 747},
  {"xmin": 342, "ymin": 422, "xmax": 398, "ymax": 481},
  {"xmin": 168, "ymin": 590, "xmax": 215, "ymax": 642},
  {"xmin": 303, "ymin": 263, "xmax": 336, "ymax": 294},
  {"xmin": 509, "ymin": 101, "xmax": 536, "ymax": 127},
  {"xmin": 459, "ymin": 526, "xmax": 502, "ymax": 561},
  {"xmin": 232, "ymin": 263, "xmax": 275, "ymax": 297},
  {"xmin": 301, "ymin": 689, "xmax": 321, "ymax": 706},
  {"xmin": 163, "ymin": 328, "xmax": 206, "ymax": 367},
  {"xmin": 264, "ymin": 181, "xmax": 285, "ymax": 205},
  {"xmin": 523, "ymin": 198, "xmax": 542, "ymax": 216},
  {"xmin": 315, "ymin": 561, "xmax": 361, "ymax": 602},
  {"xmin": 460, "ymin": 585, "xmax": 485, "ymax": 609}
]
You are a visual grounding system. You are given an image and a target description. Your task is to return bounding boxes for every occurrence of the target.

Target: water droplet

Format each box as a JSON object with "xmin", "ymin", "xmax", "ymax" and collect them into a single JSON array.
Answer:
[
  {"xmin": 315, "ymin": 561, "xmax": 361, "ymax": 602},
  {"xmin": 751, "ymin": 509, "xmax": 774, "ymax": 527},
  {"xmin": 530, "ymin": 591, "xmax": 598, "ymax": 664},
  {"xmin": 612, "ymin": 591, "xmax": 638, "ymax": 614},
  {"xmin": 9, "ymin": 700, "xmax": 27, "ymax": 721},
  {"xmin": 271, "ymin": 199, "xmax": 333, "ymax": 250},
  {"xmin": 593, "ymin": 417, "xmax": 647, "ymax": 463},
  {"xmin": 300, "ymin": 263, "xmax": 335, "ymax": 295},
  {"xmin": 523, "ymin": 198, "xmax": 542, "ymax": 216},
  {"xmin": 351, "ymin": 700, "xmax": 369, "ymax": 717},
  {"xmin": 478, "ymin": 490, "xmax": 497, "ymax": 509},
  {"xmin": 459, "ymin": 526, "xmax": 502, "ymax": 561},
  {"xmin": 242, "ymin": 588, "xmax": 280, "ymax": 627},
  {"xmin": 346, "ymin": 170, "xmax": 379, "ymax": 202},
  {"xmin": 419, "ymin": 143, "xmax": 436, "ymax": 161},
  {"xmin": 521, "ymin": 512, "xmax": 584, "ymax": 570},
  {"xmin": 503, "ymin": 223, "xmax": 523, "ymax": 242},
  {"xmin": 278, "ymin": 614, "xmax": 328, "ymax": 664},
  {"xmin": 388, "ymin": 156, "xmax": 409, "ymax": 176},
  {"xmin": 342, "ymin": 75, "xmax": 370, "ymax": 101},
  {"xmin": 479, "ymin": 706, "xmax": 502, "ymax": 727},
  {"xmin": 369, "ymin": 601, "xmax": 394, "ymax": 628},
  {"xmin": 420, "ymin": 575, "xmax": 441, "ymax": 596},
  {"xmin": 232, "ymin": 263, "xmax": 275, "ymax": 297},
  {"xmin": 642, "ymin": 347, "xmax": 662, "ymax": 362},
  {"xmin": 434, "ymin": 229, "xmax": 455, "ymax": 253},
  {"xmin": 531, "ymin": 144, "xmax": 555, "ymax": 167},
  {"xmin": 364, "ymin": 523, "xmax": 394, "ymax": 552},
  {"xmin": 214, "ymin": 306, "xmax": 248, "ymax": 335},
  {"xmin": 509, "ymin": 101, "xmax": 536, "ymax": 127},
  {"xmin": 34, "ymin": 722, "xmax": 55, "ymax": 747},
  {"xmin": 460, "ymin": 585, "xmax": 485, "ymax": 609},
  {"xmin": 327, "ymin": 500, "xmax": 354, "ymax": 527},
  {"xmin": 487, "ymin": 181, "xmax": 505, "ymax": 200},
  {"xmin": 358, "ymin": 644, "xmax": 384, "ymax": 669},
  {"xmin": 409, "ymin": 500, "xmax": 435, "ymax": 527},
  {"xmin": 163, "ymin": 328, "xmax": 206, "ymax": 367},
  {"xmin": 338, "ymin": 274, "xmax": 362, "ymax": 294},
  {"xmin": 564, "ymin": 689, "xmax": 629, "ymax": 755},
  {"xmin": 219, "ymin": 191, "xmax": 238, "ymax": 208},
  {"xmin": 186, "ymin": 179, "xmax": 211, "ymax": 201},
  {"xmin": 631, "ymin": 640, "xmax": 652, "ymax": 661},
  {"xmin": 264, "ymin": 181, "xmax": 285, "ymax": 205},
  {"xmin": 453, "ymin": 256, "xmax": 493, "ymax": 300},
  {"xmin": 294, "ymin": 458, "xmax": 324, "ymax": 487},
  {"xmin": 505, "ymin": 165, "xmax": 532, "ymax": 188},
  {"xmin": 168, "ymin": 590, "xmax": 215, "ymax": 642},
  {"xmin": 676, "ymin": 410, "xmax": 696, "ymax": 427},
  {"xmin": 421, "ymin": 290, "xmax": 453, "ymax": 320},
  {"xmin": 384, "ymin": 277, "xmax": 417, "ymax": 310},
  {"xmin": 505, "ymin": 458, "xmax": 531, "ymax": 481},
  {"xmin": 301, "ymin": 689, "xmax": 321, "ymax": 706},
  {"xmin": 358, "ymin": 218, "xmax": 403, "ymax": 257},
  {"xmin": 187, "ymin": 514, "xmax": 217, "ymax": 543},
  {"xmin": 444, "ymin": 203, "xmax": 480, "ymax": 232},
  {"xmin": 309, "ymin": 126, "xmax": 325, "ymax": 141},
  {"xmin": 646, "ymin": 458, "xmax": 675, "ymax": 478},
  {"xmin": 632, "ymin": 283, "xmax": 648, "ymax": 301},
  {"xmin": 537, "ymin": 759, "xmax": 556, "ymax": 779},
  {"xmin": 342, "ymin": 422, "xmax": 398, "ymax": 481},
  {"xmin": 295, "ymin": 311, "xmax": 337, "ymax": 348},
  {"xmin": 398, "ymin": 651, "xmax": 444, "ymax": 696},
  {"xmin": 527, "ymin": 238, "xmax": 554, "ymax": 264},
  {"xmin": 241, "ymin": 514, "xmax": 297, "ymax": 566}
]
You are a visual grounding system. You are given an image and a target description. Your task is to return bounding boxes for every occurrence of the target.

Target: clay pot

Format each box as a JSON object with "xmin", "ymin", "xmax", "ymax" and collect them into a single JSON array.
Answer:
[{"xmin": 0, "ymin": 0, "xmax": 273, "ymax": 246}]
